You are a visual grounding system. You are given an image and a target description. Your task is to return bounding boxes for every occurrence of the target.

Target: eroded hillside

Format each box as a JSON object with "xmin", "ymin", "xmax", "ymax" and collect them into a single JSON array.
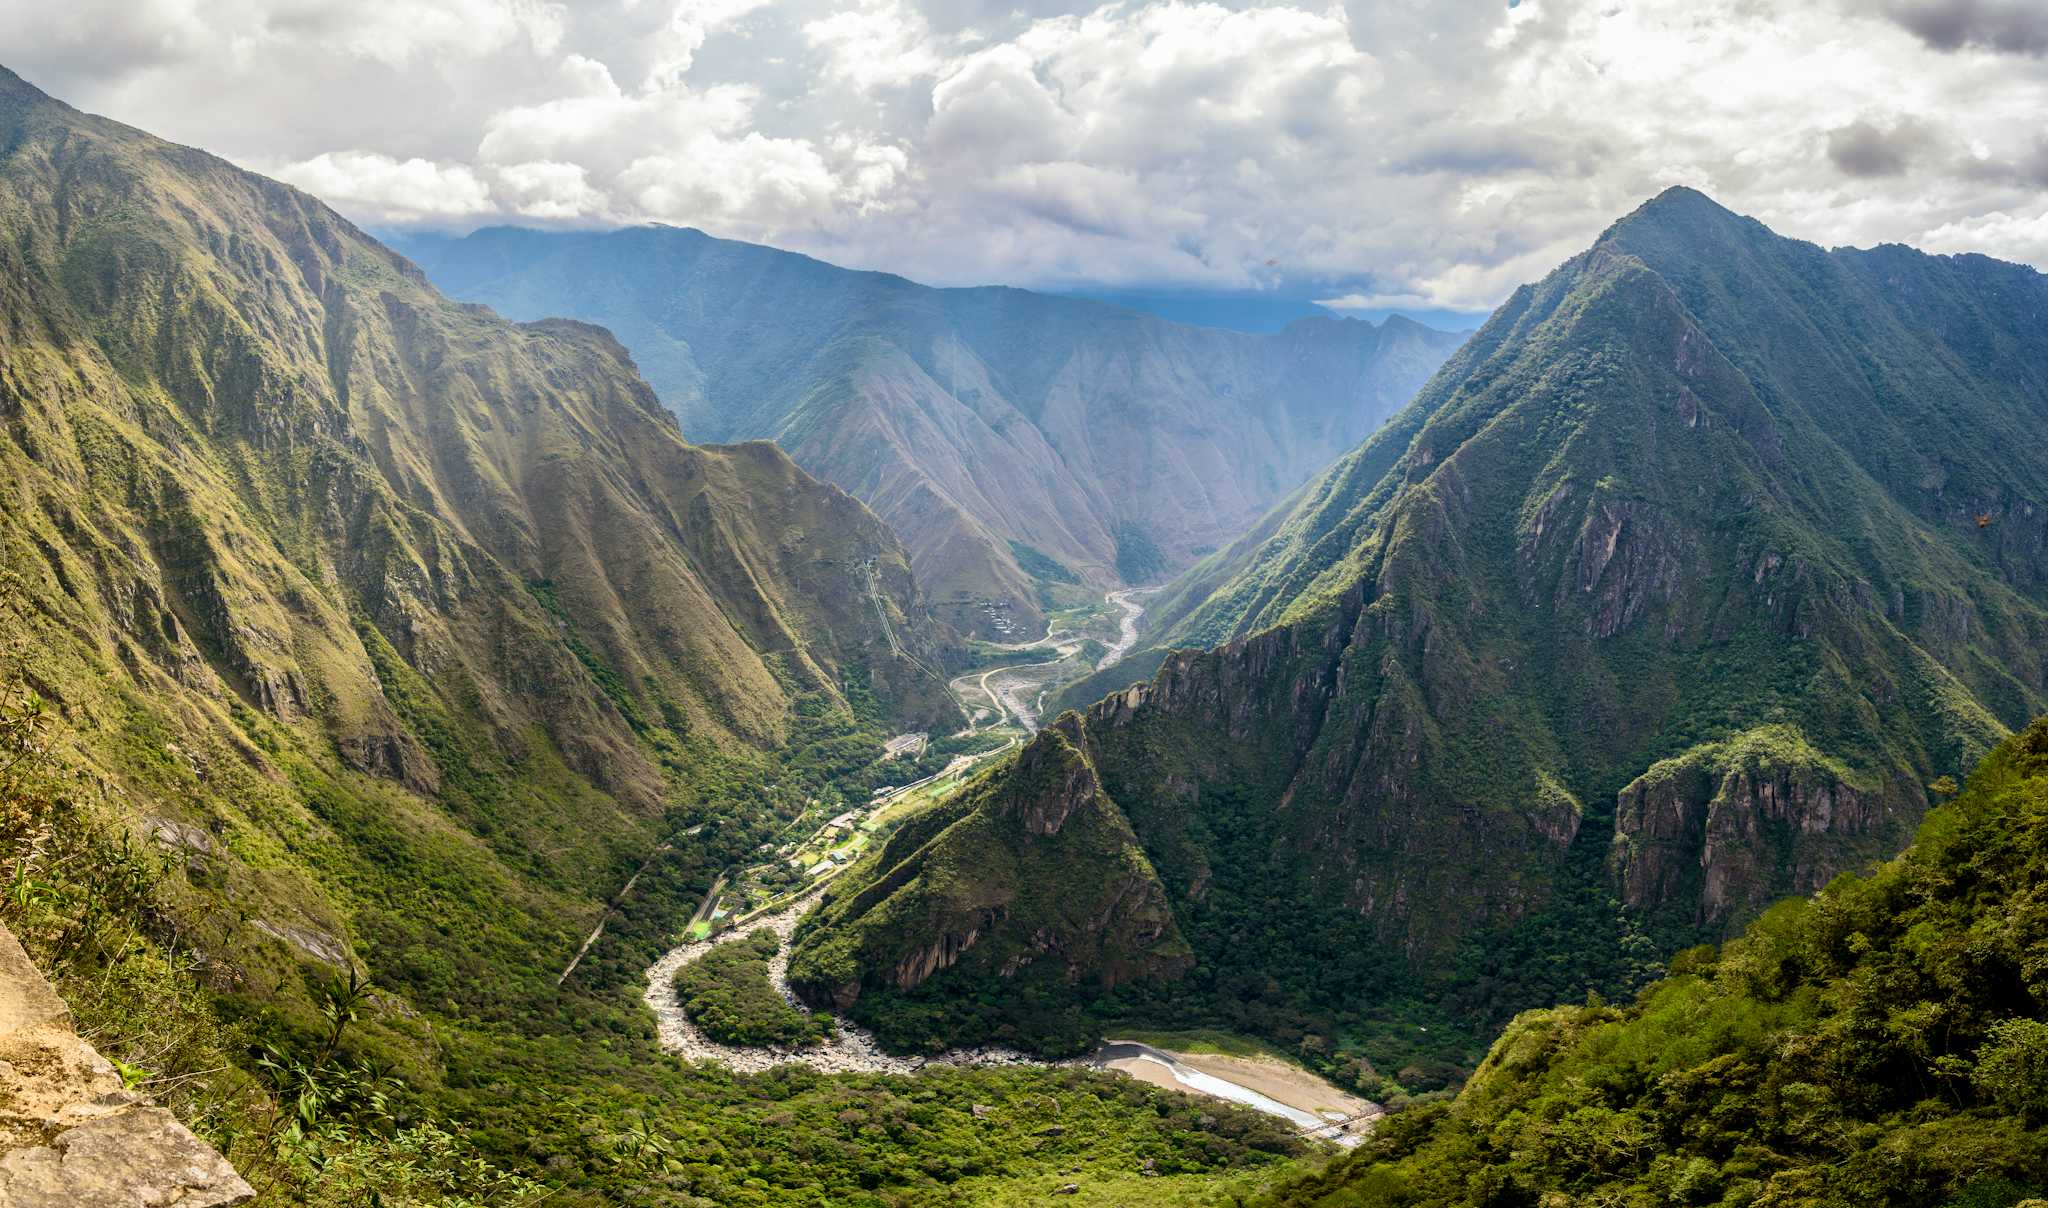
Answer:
[{"xmin": 793, "ymin": 189, "xmax": 2048, "ymax": 1089}]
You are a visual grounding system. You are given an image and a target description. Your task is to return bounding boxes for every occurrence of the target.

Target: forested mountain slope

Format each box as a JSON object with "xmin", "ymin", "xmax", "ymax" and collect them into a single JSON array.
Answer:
[
  {"xmin": 792, "ymin": 189, "xmax": 2048, "ymax": 1088},
  {"xmin": 399, "ymin": 225, "xmax": 1466, "ymax": 637},
  {"xmin": 1262, "ymin": 715, "xmax": 2048, "ymax": 1207},
  {"xmin": 0, "ymin": 58, "xmax": 957, "ymax": 1089}
]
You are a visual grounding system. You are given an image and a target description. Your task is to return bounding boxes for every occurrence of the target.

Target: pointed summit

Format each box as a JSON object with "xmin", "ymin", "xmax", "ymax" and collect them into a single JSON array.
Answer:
[
  {"xmin": 1597, "ymin": 184, "xmax": 1766, "ymax": 258},
  {"xmin": 796, "ymin": 191, "xmax": 2048, "ymax": 1068},
  {"xmin": 0, "ymin": 62, "xmax": 56, "ymax": 111}
]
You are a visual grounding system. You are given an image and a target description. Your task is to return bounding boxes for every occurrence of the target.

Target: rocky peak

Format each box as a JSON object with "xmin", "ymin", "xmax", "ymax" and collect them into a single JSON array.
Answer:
[{"xmin": 998, "ymin": 715, "xmax": 1104, "ymax": 836}]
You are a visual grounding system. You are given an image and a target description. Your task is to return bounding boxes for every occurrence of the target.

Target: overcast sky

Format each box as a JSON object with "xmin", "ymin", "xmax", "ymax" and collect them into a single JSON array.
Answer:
[{"xmin": 5, "ymin": 0, "xmax": 2045, "ymax": 315}]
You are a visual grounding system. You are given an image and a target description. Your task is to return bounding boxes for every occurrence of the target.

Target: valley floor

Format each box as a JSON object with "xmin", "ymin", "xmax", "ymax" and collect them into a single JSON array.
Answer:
[
  {"xmin": 638, "ymin": 586, "xmax": 1373, "ymax": 1153},
  {"xmin": 949, "ymin": 589, "xmax": 1148, "ymax": 731}
]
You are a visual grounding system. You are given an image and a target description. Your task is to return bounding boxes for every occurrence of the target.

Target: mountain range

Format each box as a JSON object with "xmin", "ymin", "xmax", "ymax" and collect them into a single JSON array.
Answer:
[
  {"xmin": 791, "ymin": 187, "xmax": 2048, "ymax": 1085},
  {"xmin": 398, "ymin": 225, "xmax": 1467, "ymax": 637},
  {"xmin": 6, "ymin": 56, "xmax": 2048, "ymax": 1208},
  {"xmin": 0, "ymin": 61, "xmax": 955, "ymax": 1068}
]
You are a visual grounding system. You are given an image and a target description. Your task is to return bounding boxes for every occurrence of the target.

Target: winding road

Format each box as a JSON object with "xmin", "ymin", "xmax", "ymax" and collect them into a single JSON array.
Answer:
[{"xmin": 948, "ymin": 588, "xmax": 1148, "ymax": 732}]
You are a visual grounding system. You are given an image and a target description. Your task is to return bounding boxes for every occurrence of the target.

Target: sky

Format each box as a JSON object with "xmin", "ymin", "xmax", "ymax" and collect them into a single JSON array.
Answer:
[{"xmin": 4, "ymin": 0, "xmax": 2046, "ymax": 320}]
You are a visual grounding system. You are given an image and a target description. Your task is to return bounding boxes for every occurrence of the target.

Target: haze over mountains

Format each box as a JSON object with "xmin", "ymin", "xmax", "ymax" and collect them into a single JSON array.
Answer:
[
  {"xmin": 7, "ymin": 40, "xmax": 2048, "ymax": 1208},
  {"xmin": 0, "ymin": 56, "xmax": 954, "ymax": 1111},
  {"xmin": 399, "ymin": 225, "xmax": 1466, "ymax": 637},
  {"xmin": 793, "ymin": 187, "xmax": 2048, "ymax": 1082}
]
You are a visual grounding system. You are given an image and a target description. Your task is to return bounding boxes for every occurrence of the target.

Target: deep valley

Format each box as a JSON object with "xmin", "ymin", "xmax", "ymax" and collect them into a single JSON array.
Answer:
[{"xmin": 5, "ymin": 17, "xmax": 2048, "ymax": 1208}]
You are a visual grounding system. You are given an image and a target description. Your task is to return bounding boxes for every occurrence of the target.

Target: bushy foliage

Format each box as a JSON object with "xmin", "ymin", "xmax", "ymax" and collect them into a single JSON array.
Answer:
[
  {"xmin": 0, "ymin": 669, "xmax": 545, "ymax": 1205},
  {"xmin": 675, "ymin": 929, "xmax": 832, "ymax": 1048},
  {"xmin": 1113, "ymin": 524, "xmax": 1168, "ymax": 584},
  {"xmin": 1259, "ymin": 717, "xmax": 2048, "ymax": 1207},
  {"xmin": 1007, "ymin": 540, "xmax": 1080, "ymax": 586}
]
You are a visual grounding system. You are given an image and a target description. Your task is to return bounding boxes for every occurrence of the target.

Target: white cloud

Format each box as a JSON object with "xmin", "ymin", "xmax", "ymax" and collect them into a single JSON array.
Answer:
[
  {"xmin": 645, "ymin": 0, "xmax": 772, "ymax": 89},
  {"xmin": 804, "ymin": 0, "xmax": 943, "ymax": 93},
  {"xmin": 5, "ymin": 0, "xmax": 2047, "ymax": 310},
  {"xmin": 618, "ymin": 134, "xmax": 841, "ymax": 226},
  {"xmin": 1921, "ymin": 208, "xmax": 2048, "ymax": 265},
  {"xmin": 492, "ymin": 160, "xmax": 609, "ymax": 219},
  {"xmin": 268, "ymin": 151, "xmax": 493, "ymax": 222}
]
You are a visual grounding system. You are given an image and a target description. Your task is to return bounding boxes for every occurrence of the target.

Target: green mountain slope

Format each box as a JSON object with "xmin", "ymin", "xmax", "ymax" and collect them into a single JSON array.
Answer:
[
  {"xmin": 1261, "ymin": 715, "xmax": 2048, "ymax": 1207},
  {"xmin": 397, "ymin": 226, "xmax": 1467, "ymax": 637},
  {"xmin": 791, "ymin": 189, "xmax": 2048, "ymax": 1087},
  {"xmin": 0, "ymin": 55, "xmax": 965, "ymax": 1092}
]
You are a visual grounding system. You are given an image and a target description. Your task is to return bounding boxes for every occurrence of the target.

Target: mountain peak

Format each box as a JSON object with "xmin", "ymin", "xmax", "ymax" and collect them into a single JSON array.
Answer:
[
  {"xmin": 0, "ymin": 63, "xmax": 56, "ymax": 109},
  {"xmin": 1604, "ymin": 185, "xmax": 1746, "ymax": 240}
]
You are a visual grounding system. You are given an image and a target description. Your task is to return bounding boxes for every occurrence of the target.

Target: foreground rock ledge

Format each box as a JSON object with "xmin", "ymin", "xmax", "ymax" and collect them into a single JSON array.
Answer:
[{"xmin": 0, "ymin": 923, "xmax": 253, "ymax": 1207}]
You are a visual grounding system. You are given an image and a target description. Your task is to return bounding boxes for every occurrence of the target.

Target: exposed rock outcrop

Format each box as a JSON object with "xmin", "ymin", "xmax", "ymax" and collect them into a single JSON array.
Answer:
[
  {"xmin": 0, "ymin": 923, "xmax": 252, "ymax": 1207},
  {"xmin": 1610, "ymin": 729, "xmax": 1908, "ymax": 923}
]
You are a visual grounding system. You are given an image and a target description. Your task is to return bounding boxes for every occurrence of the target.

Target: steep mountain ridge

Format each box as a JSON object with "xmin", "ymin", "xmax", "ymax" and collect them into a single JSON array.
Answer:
[
  {"xmin": 398, "ymin": 225, "xmax": 1468, "ymax": 636},
  {"xmin": 0, "ymin": 62, "xmax": 952, "ymax": 1043},
  {"xmin": 1260, "ymin": 715, "xmax": 2048, "ymax": 1206},
  {"xmin": 791, "ymin": 189, "xmax": 2048, "ymax": 1080}
]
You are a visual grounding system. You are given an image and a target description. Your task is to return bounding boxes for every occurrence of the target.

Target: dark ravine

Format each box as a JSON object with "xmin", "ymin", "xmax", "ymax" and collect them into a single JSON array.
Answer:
[
  {"xmin": 397, "ymin": 225, "xmax": 1469, "ymax": 638},
  {"xmin": 793, "ymin": 188, "xmax": 2048, "ymax": 1075}
]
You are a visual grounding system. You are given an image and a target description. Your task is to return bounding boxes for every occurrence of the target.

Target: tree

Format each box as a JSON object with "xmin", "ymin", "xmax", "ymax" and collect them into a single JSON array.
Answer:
[{"xmin": 1974, "ymin": 1019, "xmax": 2048, "ymax": 1123}]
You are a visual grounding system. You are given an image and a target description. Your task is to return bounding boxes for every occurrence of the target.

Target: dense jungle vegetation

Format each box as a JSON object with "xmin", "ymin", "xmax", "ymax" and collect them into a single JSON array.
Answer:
[{"xmin": 1260, "ymin": 717, "xmax": 2048, "ymax": 1206}]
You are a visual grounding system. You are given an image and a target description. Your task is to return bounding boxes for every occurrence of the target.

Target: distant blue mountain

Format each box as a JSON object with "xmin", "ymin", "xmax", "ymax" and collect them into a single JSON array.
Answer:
[
  {"xmin": 394, "ymin": 224, "xmax": 1468, "ymax": 640},
  {"xmin": 1068, "ymin": 289, "xmax": 1487, "ymax": 334}
]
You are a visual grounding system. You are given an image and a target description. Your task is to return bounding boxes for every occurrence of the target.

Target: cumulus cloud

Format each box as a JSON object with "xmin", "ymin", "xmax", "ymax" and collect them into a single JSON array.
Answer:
[
  {"xmin": 1870, "ymin": 0, "xmax": 2048, "ymax": 55},
  {"xmin": 492, "ymin": 160, "xmax": 609, "ymax": 220},
  {"xmin": 804, "ymin": 1, "xmax": 942, "ymax": 93},
  {"xmin": 269, "ymin": 152, "xmax": 493, "ymax": 222},
  {"xmin": 1827, "ymin": 117, "xmax": 1937, "ymax": 177},
  {"xmin": 4, "ymin": 0, "xmax": 2046, "ymax": 314},
  {"xmin": 1921, "ymin": 208, "xmax": 2048, "ymax": 264}
]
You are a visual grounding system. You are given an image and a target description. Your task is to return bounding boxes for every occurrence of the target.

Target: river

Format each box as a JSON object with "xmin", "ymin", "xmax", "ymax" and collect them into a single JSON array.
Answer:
[
  {"xmin": 641, "ymin": 903, "xmax": 1371, "ymax": 1143},
  {"xmin": 950, "ymin": 588, "xmax": 1148, "ymax": 731},
  {"xmin": 638, "ymin": 586, "xmax": 1372, "ymax": 1137}
]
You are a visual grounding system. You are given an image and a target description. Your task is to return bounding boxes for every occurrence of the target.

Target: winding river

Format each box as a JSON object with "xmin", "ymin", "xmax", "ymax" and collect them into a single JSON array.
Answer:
[
  {"xmin": 639, "ymin": 587, "xmax": 1369, "ymax": 1139},
  {"xmin": 641, "ymin": 887, "xmax": 1047, "ymax": 1076}
]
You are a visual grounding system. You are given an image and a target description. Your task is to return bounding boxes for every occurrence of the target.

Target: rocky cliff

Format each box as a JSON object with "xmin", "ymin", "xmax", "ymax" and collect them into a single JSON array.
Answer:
[
  {"xmin": 794, "ymin": 188, "xmax": 2048, "ymax": 1068},
  {"xmin": 0, "ymin": 923, "xmax": 252, "ymax": 1206},
  {"xmin": 790, "ymin": 716, "xmax": 1191, "ymax": 1050},
  {"xmin": 398, "ymin": 226, "xmax": 1468, "ymax": 637}
]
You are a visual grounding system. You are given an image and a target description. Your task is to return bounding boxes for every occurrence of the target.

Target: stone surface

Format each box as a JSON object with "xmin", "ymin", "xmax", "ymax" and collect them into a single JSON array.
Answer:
[
  {"xmin": 0, "ymin": 923, "xmax": 253, "ymax": 1207},
  {"xmin": 0, "ymin": 1108, "xmax": 252, "ymax": 1207}
]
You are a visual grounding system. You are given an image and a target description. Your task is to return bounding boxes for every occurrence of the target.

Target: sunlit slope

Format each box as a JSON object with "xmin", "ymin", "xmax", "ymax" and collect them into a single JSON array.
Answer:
[
  {"xmin": 0, "ymin": 62, "xmax": 954, "ymax": 1039},
  {"xmin": 794, "ymin": 189, "xmax": 2048, "ymax": 1084},
  {"xmin": 401, "ymin": 224, "xmax": 1467, "ymax": 637}
]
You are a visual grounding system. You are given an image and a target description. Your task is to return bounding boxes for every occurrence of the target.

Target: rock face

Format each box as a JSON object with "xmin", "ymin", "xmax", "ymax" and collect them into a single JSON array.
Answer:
[
  {"xmin": 0, "ymin": 923, "xmax": 252, "ymax": 1207},
  {"xmin": 0, "ymin": 63, "xmax": 963, "ymax": 1038},
  {"xmin": 788, "ymin": 719, "xmax": 1191, "ymax": 1046},
  {"xmin": 800, "ymin": 188, "xmax": 2048, "ymax": 1057},
  {"xmin": 1609, "ymin": 730, "xmax": 1894, "ymax": 922},
  {"xmin": 398, "ymin": 225, "xmax": 1468, "ymax": 637}
]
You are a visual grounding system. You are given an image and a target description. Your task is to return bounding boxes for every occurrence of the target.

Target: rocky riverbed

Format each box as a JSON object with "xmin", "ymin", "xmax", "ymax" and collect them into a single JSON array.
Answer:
[{"xmin": 643, "ymin": 891, "xmax": 1048, "ymax": 1076}]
